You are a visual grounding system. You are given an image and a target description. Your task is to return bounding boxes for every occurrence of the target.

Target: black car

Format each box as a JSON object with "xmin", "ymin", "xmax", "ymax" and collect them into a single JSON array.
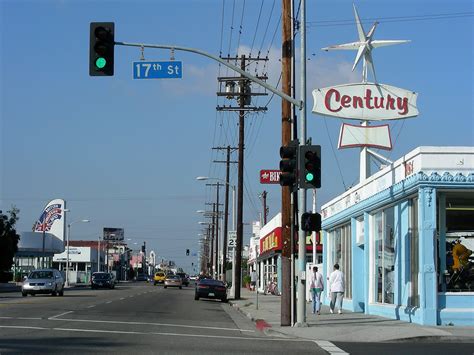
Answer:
[
  {"xmin": 91, "ymin": 272, "xmax": 115, "ymax": 289},
  {"xmin": 176, "ymin": 272, "xmax": 190, "ymax": 286},
  {"xmin": 195, "ymin": 279, "xmax": 227, "ymax": 302}
]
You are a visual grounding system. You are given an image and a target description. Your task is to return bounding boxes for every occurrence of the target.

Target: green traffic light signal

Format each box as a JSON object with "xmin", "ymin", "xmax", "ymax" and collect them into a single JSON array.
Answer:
[
  {"xmin": 306, "ymin": 172, "xmax": 314, "ymax": 182},
  {"xmin": 95, "ymin": 57, "xmax": 106, "ymax": 69}
]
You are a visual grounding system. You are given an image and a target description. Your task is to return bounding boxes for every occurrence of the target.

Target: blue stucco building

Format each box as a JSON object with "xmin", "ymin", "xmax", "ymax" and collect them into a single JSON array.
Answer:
[{"xmin": 321, "ymin": 147, "xmax": 474, "ymax": 326}]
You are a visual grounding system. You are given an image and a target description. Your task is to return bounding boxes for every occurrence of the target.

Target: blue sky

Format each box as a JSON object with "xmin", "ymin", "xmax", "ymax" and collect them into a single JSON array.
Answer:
[{"xmin": 1, "ymin": 0, "xmax": 472, "ymax": 273}]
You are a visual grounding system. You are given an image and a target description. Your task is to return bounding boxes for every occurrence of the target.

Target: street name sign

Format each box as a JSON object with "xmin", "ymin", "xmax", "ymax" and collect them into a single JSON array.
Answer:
[
  {"xmin": 133, "ymin": 61, "xmax": 182, "ymax": 79},
  {"xmin": 260, "ymin": 170, "xmax": 281, "ymax": 184}
]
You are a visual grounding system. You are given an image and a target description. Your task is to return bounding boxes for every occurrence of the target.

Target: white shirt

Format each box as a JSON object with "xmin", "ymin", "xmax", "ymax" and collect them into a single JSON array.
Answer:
[
  {"xmin": 309, "ymin": 271, "xmax": 324, "ymax": 290},
  {"xmin": 329, "ymin": 269, "xmax": 345, "ymax": 293}
]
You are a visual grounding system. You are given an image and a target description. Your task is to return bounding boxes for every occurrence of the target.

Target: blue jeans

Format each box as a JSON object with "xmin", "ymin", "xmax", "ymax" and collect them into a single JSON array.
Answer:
[{"xmin": 311, "ymin": 288, "xmax": 322, "ymax": 313}]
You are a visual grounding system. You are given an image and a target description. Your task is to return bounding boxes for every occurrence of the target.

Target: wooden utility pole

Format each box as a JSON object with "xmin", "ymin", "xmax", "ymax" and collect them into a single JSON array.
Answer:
[
  {"xmin": 217, "ymin": 55, "xmax": 268, "ymax": 299},
  {"xmin": 281, "ymin": 0, "xmax": 293, "ymax": 326},
  {"xmin": 213, "ymin": 146, "xmax": 238, "ymax": 282}
]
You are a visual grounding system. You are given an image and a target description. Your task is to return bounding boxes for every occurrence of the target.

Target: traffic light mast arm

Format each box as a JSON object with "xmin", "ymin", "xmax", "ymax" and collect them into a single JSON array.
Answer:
[{"xmin": 114, "ymin": 41, "xmax": 302, "ymax": 108}]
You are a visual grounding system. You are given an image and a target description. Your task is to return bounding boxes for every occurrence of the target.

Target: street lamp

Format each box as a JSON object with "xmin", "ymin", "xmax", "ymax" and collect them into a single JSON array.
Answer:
[
  {"xmin": 66, "ymin": 219, "xmax": 90, "ymax": 287},
  {"xmin": 196, "ymin": 176, "xmax": 236, "ymax": 283}
]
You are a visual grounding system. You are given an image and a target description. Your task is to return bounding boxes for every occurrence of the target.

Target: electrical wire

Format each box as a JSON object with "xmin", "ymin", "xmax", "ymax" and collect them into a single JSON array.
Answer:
[
  {"xmin": 250, "ymin": 0, "xmax": 264, "ymax": 56},
  {"xmin": 323, "ymin": 118, "xmax": 348, "ymax": 191}
]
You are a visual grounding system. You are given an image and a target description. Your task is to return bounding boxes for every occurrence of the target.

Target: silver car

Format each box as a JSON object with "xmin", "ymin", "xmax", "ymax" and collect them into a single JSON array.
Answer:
[{"xmin": 22, "ymin": 269, "xmax": 65, "ymax": 297}]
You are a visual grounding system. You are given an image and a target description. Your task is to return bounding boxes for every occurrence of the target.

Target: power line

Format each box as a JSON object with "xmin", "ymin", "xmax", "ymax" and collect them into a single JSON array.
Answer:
[{"xmin": 306, "ymin": 11, "xmax": 474, "ymax": 27}]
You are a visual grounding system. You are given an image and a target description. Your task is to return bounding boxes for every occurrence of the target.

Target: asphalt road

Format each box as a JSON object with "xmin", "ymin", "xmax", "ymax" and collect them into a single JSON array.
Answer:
[{"xmin": 0, "ymin": 282, "xmax": 326, "ymax": 354}]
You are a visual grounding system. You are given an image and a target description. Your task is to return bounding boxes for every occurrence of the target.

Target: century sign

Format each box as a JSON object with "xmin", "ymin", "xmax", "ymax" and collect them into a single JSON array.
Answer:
[{"xmin": 312, "ymin": 83, "xmax": 419, "ymax": 121}]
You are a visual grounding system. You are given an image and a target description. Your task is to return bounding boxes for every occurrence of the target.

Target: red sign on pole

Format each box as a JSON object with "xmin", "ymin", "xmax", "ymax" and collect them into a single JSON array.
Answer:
[{"xmin": 260, "ymin": 170, "xmax": 281, "ymax": 184}]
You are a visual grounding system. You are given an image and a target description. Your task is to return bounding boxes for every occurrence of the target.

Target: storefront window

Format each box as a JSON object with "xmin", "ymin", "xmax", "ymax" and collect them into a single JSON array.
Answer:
[
  {"xmin": 373, "ymin": 206, "xmax": 396, "ymax": 304},
  {"xmin": 330, "ymin": 223, "xmax": 352, "ymax": 299},
  {"xmin": 442, "ymin": 192, "xmax": 474, "ymax": 292}
]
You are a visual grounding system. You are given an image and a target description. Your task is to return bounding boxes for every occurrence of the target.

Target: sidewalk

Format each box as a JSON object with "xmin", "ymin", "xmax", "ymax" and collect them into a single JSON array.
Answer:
[{"xmin": 229, "ymin": 288, "xmax": 474, "ymax": 343}]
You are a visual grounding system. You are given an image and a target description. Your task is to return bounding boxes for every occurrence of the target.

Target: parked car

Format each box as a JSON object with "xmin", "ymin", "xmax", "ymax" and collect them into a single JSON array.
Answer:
[
  {"xmin": 153, "ymin": 271, "xmax": 166, "ymax": 285},
  {"xmin": 22, "ymin": 269, "xmax": 64, "ymax": 297},
  {"xmin": 91, "ymin": 272, "xmax": 115, "ymax": 289},
  {"xmin": 136, "ymin": 273, "xmax": 149, "ymax": 282},
  {"xmin": 164, "ymin": 275, "xmax": 182, "ymax": 289},
  {"xmin": 176, "ymin": 272, "xmax": 190, "ymax": 286},
  {"xmin": 195, "ymin": 278, "xmax": 227, "ymax": 302}
]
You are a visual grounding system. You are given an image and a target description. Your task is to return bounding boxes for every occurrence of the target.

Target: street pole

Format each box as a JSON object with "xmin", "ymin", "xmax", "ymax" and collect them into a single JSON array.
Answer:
[
  {"xmin": 215, "ymin": 183, "xmax": 220, "ymax": 280},
  {"xmin": 98, "ymin": 237, "xmax": 101, "ymax": 272},
  {"xmin": 235, "ymin": 54, "xmax": 246, "ymax": 300},
  {"xmin": 296, "ymin": 0, "xmax": 308, "ymax": 327},
  {"xmin": 281, "ymin": 0, "xmax": 293, "ymax": 326},
  {"xmin": 66, "ymin": 223, "xmax": 70, "ymax": 286}
]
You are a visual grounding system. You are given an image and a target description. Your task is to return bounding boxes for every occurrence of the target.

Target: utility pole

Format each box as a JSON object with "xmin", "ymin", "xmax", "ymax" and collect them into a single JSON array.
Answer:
[
  {"xmin": 210, "ymin": 203, "xmax": 215, "ymax": 277},
  {"xmin": 213, "ymin": 146, "xmax": 238, "ymax": 282},
  {"xmin": 217, "ymin": 55, "xmax": 268, "ymax": 299},
  {"xmin": 260, "ymin": 191, "xmax": 268, "ymax": 225},
  {"xmin": 281, "ymin": 0, "xmax": 293, "ymax": 326}
]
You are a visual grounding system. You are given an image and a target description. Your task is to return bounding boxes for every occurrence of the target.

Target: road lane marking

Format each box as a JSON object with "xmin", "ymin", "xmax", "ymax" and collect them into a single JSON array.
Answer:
[
  {"xmin": 48, "ymin": 311, "xmax": 73, "ymax": 319},
  {"xmin": 0, "ymin": 316, "xmax": 42, "ymax": 320},
  {"xmin": 48, "ymin": 317, "xmax": 254, "ymax": 332},
  {"xmin": 119, "ymin": 297, "xmax": 125, "ymax": 300},
  {"xmin": 87, "ymin": 305, "xmax": 96, "ymax": 308},
  {"xmin": 105, "ymin": 301, "xmax": 112, "ymax": 304},
  {"xmin": 313, "ymin": 340, "xmax": 349, "ymax": 354},
  {"xmin": 0, "ymin": 325, "xmax": 308, "ymax": 342}
]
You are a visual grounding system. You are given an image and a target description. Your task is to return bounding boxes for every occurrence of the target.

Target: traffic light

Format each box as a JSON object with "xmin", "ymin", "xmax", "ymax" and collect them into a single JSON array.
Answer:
[
  {"xmin": 89, "ymin": 22, "xmax": 115, "ymax": 76},
  {"xmin": 299, "ymin": 145, "xmax": 321, "ymax": 189},
  {"xmin": 301, "ymin": 212, "xmax": 322, "ymax": 232},
  {"xmin": 186, "ymin": 249, "xmax": 190, "ymax": 256},
  {"xmin": 279, "ymin": 139, "xmax": 299, "ymax": 191}
]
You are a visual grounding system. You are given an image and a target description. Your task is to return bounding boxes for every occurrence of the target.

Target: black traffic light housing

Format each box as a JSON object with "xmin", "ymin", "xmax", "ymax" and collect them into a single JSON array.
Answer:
[
  {"xmin": 299, "ymin": 145, "xmax": 321, "ymax": 189},
  {"xmin": 279, "ymin": 139, "xmax": 299, "ymax": 192},
  {"xmin": 186, "ymin": 249, "xmax": 190, "ymax": 256},
  {"xmin": 89, "ymin": 22, "xmax": 115, "ymax": 76},
  {"xmin": 301, "ymin": 212, "xmax": 322, "ymax": 232}
]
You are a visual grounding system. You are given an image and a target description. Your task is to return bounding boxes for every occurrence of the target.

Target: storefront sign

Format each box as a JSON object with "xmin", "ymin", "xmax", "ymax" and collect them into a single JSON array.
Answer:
[
  {"xmin": 260, "ymin": 170, "xmax": 281, "ymax": 184},
  {"xmin": 260, "ymin": 227, "xmax": 282, "ymax": 255},
  {"xmin": 312, "ymin": 83, "xmax": 419, "ymax": 121}
]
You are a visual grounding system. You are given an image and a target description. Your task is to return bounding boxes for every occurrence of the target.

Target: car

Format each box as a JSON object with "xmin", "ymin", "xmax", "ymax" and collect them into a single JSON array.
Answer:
[
  {"xmin": 136, "ymin": 273, "xmax": 149, "ymax": 282},
  {"xmin": 195, "ymin": 278, "xmax": 227, "ymax": 302},
  {"xmin": 91, "ymin": 272, "xmax": 115, "ymax": 289},
  {"xmin": 176, "ymin": 272, "xmax": 190, "ymax": 287},
  {"xmin": 153, "ymin": 271, "xmax": 166, "ymax": 285},
  {"xmin": 21, "ymin": 269, "xmax": 64, "ymax": 297},
  {"xmin": 164, "ymin": 275, "xmax": 182, "ymax": 289},
  {"xmin": 189, "ymin": 275, "xmax": 198, "ymax": 281}
]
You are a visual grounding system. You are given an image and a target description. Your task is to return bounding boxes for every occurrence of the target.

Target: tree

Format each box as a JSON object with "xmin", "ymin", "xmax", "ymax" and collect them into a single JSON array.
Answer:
[{"xmin": 0, "ymin": 207, "xmax": 20, "ymax": 281}]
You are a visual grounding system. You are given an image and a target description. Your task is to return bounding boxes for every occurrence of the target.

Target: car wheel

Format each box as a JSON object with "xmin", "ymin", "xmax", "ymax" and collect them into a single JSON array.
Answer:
[
  {"xmin": 221, "ymin": 297, "xmax": 228, "ymax": 303},
  {"xmin": 31, "ymin": 293, "xmax": 36, "ymax": 296},
  {"xmin": 194, "ymin": 294, "xmax": 199, "ymax": 300},
  {"xmin": 52, "ymin": 287, "xmax": 57, "ymax": 296},
  {"xmin": 22, "ymin": 291, "xmax": 27, "ymax": 297},
  {"xmin": 179, "ymin": 286, "xmax": 182, "ymax": 289},
  {"xmin": 154, "ymin": 282, "xmax": 157, "ymax": 286},
  {"xmin": 164, "ymin": 286, "xmax": 167, "ymax": 289},
  {"xmin": 58, "ymin": 288, "xmax": 64, "ymax": 296}
]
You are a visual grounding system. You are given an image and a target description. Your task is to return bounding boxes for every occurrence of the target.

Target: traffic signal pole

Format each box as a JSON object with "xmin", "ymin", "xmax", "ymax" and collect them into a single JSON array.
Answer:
[{"xmin": 296, "ymin": 0, "xmax": 308, "ymax": 327}]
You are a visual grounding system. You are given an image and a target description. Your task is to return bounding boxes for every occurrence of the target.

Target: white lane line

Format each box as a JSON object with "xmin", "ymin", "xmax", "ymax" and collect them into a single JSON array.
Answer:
[
  {"xmin": 0, "ymin": 325, "xmax": 306, "ymax": 342},
  {"xmin": 48, "ymin": 317, "xmax": 254, "ymax": 332},
  {"xmin": 0, "ymin": 316, "xmax": 42, "ymax": 320},
  {"xmin": 105, "ymin": 301, "xmax": 112, "ymax": 304},
  {"xmin": 119, "ymin": 297, "xmax": 125, "ymax": 300},
  {"xmin": 48, "ymin": 311, "xmax": 73, "ymax": 319},
  {"xmin": 87, "ymin": 305, "xmax": 96, "ymax": 308},
  {"xmin": 313, "ymin": 340, "xmax": 349, "ymax": 354}
]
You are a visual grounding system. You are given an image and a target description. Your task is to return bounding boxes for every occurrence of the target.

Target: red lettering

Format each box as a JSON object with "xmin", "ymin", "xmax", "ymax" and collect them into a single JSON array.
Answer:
[
  {"xmin": 386, "ymin": 95, "xmax": 395, "ymax": 110},
  {"xmin": 325, "ymin": 89, "xmax": 342, "ymax": 112},
  {"xmin": 364, "ymin": 89, "xmax": 374, "ymax": 109},
  {"xmin": 341, "ymin": 95, "xmax": 351, "ymax": 108},
  {"xmin": 373, "ymin": 96, "xmax": 385, "ymax": 109},
  {"xmin": 353, "ymin": 96, "xmax": 363, "ymax": 109},
  {"xmin": 397, "ymin": 97, "xmax": 409, "ymax": 115}
]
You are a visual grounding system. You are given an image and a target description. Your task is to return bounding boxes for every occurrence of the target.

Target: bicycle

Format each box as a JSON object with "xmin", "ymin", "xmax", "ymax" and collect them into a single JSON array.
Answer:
[{"xmin": 264, "ymin": 280, "xmax": 280, "ymax": 296}]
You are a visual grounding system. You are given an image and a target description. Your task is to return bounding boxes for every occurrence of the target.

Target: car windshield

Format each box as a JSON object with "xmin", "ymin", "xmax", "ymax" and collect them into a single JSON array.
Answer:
[
  {"xmin": 198, "ymin": 279, "xmax": 224, "ymax": 286},
  {"xmin": 156, "ymin": 273, "xmax": 165, "ymax": 277},
  {"xmin": 168, "ymin": 276, "xmax": 179, "ymax": 280},
  {"xmin": 92, "ymin": 273, "xmax": 110, "ymax": 280},
  {"xmin": 29, "ymin": 271, "xmax": 54, "ymax": 279}
]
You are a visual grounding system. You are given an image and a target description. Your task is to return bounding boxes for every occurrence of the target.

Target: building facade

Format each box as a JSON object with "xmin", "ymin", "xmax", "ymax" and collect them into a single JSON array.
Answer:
[{"xmin": 321, "ymin": 147, "xmax": 474, "ymax": 326}]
